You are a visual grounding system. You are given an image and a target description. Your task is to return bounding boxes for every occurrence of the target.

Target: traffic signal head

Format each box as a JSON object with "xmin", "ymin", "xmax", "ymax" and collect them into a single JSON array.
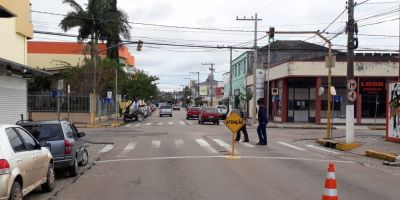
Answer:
[
  {"xmin": 137, "ymin": 40, "xmax": 143, "ymax": 51},
  {"xmin": 268, "ymin": 27, "xmax": 275, "ymax": 43}
]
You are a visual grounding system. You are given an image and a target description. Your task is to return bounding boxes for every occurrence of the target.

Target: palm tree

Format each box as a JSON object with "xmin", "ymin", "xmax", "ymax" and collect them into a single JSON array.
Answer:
[{"xmin": 59, "ymin": 0, "xmax": 131, "ymax": 60}]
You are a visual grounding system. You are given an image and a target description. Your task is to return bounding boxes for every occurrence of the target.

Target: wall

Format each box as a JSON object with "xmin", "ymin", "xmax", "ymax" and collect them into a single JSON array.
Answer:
[
  {"xmin": 0, "ymin": 18, "xmax": 27, "ymax": 64},
  {"xmin": 28, "ymin": 53, "xmax": 86, "ymax": 69},
  {"xmin": 0, "ymin": 0, "xmax": 33, "ymax": 38}
]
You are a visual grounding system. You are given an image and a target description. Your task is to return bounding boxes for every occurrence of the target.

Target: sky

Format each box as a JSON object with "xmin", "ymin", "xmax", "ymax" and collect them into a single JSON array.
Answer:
[{"xmin": 30, "ymin": 0, "xmax": 400, "ymax": 91}]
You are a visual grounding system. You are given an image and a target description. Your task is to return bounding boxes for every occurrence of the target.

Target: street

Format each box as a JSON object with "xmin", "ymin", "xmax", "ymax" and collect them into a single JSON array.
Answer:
[{"xmin": 25, "ymin": 110, "xmax": 400, "ymax": 200}]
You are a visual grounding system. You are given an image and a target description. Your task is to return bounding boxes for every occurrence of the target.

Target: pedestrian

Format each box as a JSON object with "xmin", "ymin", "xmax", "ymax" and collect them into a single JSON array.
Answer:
[
  {"xmin": 235, "ymin": 106, "xmax": 249, "ymax": 142},
  {"xmin": 256, "ymin": 98, "xmax": 268, "ymax": 145}
]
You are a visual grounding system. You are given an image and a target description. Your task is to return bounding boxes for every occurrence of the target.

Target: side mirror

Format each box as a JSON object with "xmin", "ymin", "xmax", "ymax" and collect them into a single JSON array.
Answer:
[
  {"xmin": 39, "ymin": 141, "xmax": 49, "ymax": 147},
  {"xmin": 78, "ymin": 132, "xmax": 86, "ymax": 138}
]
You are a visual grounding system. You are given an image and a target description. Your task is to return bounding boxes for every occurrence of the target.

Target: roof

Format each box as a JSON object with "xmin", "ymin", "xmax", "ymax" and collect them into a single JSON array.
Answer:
[
  {"xmin": 0, "ymin": 5, "xmax": 15, "ymax": 17},
  {"xmin": 0, "ymin": 57, "xmax": 51, "ymax": 77},
  {"xmin": 28, "ymin": 41, "xmax": 108, "ymax": 55},
  {"xmin": 260, "ymin": 40, "xmax": 338, "ymax": 52}
]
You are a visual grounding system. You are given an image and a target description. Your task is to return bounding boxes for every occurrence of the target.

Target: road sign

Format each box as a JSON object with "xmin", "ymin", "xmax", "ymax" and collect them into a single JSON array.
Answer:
[
  {"xmin": 330, "ymin": 86, "xmax": 337, "ymax": 96},
  {"xmin": 331, "ymin": 96, "xmax": 343, "ymax": 102},
  {"xmin": 347, "ymin": 79, "xmax": 357, "ymax": 90},
  {"xmin": 57, "ymin": 79, "xmax": 64, "ymax": 90},
  {"xmin": 271, "ymin": 88, "xmax": 278, "ymax": 95},
  {"xmin": 67, "ymin": 84, "xmax": 70, "ymax": 94},
  {"xmin": 347, "ymin": 91, "xmax": 357, "ymax": 102},
  {"xmin": 224, "ymin": 112, "xmax": 244, "ymax": 134},
  {"xmin": 107, "ymin": 91, "xmax": 112, "ymax": 99},
  {"xmin": 103, "ymin": 98, "xmax": 113, "ymax": 104},
  {"xmin": 50, "ymin": 90, "xmax": 59, "ymax": 98}
]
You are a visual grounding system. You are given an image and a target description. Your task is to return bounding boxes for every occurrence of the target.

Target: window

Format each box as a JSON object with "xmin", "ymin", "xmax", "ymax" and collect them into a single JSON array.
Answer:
[
  {"xmin": 16, "ymin": 128, "xmax": 38, "ymax": 150},
  {"xmin": 62, "ymin": 123, "xmax": 74, "ymax": 138},
  {"xmin": 5, "ymin": 128, "xmax": 26, "ymax": 152},
  {"xmin": 235, "ymin": 65, "xmax": 238, "ymax": 77},
  {"xmin": 22, "ymin": 124, "xmax": 64, "ymax": 141}
]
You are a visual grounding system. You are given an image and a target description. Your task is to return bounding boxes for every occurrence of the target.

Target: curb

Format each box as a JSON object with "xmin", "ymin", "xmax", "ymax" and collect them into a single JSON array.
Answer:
[
  {"xmin": 316, "ymin": 139, "xmax": 362, "ymax": 151},
  {"xmin": 365, "ymin": 149, "xmax": 398, "ymax": 162}
]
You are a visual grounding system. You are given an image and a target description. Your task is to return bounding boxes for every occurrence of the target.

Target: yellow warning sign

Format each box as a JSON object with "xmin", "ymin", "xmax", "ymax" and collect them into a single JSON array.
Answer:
[{"xmin": 224, "ymin": 112, "xmax": 244, "ymax": 134}]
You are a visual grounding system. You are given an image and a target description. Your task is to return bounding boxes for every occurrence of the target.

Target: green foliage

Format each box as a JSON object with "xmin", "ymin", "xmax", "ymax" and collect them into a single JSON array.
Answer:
[
  {"xmin": 121, "ymin": 72, "xmax": 159, "ymax": 101},
  {"xmin": 239, "ymin": 88, "xmax": 253, "ymax": 102}
]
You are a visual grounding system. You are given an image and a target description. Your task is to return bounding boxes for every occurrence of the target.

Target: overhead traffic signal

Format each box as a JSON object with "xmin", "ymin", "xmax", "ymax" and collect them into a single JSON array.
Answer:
[
  {"xmin": 268, "ymin": 27, "xmax": 275, "ymax": 43},
  {"xmin": 137, "ymin": 40, "xmax": 143, "ymax": 51}
]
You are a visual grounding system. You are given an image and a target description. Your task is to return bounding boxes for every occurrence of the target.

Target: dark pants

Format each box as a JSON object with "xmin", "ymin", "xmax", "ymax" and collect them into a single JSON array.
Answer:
[
  {"xmin": 235, "ymin": 124, "xmax": 249, "ymax": 141},
  {"xmin": 257, "ymin": 123, "xmax": 267, "ymax": 144}
]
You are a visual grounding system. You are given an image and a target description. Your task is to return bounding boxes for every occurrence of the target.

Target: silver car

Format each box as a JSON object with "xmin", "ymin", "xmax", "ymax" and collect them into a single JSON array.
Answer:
[
  {"xmin": 0, "ymin": 125, "xmax": 55, "ymax": 200},
  {"xmin": 159, "ymin": 105, "xmax": 173, "ymax": 117}
]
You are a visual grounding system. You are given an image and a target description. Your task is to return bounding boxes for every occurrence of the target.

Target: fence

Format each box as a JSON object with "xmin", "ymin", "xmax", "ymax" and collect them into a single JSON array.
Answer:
[{"xmin": 28, "ymin": 95, "xmax": 118, "ymax": 116}]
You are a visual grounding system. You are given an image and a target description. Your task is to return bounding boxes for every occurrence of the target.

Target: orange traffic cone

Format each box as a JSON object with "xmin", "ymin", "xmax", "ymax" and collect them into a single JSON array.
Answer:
[{"xmin": 322, "ymin": 163, "xmax": 338, "ymax": 200}]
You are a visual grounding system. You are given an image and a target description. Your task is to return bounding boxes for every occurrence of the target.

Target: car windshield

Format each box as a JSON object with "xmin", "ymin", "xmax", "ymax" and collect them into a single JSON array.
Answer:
[
  {"xmin": 160, "ymin": 106, "xmax": 171, "ymax": 109},
  {"xmin": 205, "ymin": 108, "xmax": 218, "ymax": 113},
  {"xmin": 189, "ymin": 108, "xmax": 200, "ymax": 111},
  {"xmin": 22, "ymin": 124, "xmax": 64, "ymax": 141}
]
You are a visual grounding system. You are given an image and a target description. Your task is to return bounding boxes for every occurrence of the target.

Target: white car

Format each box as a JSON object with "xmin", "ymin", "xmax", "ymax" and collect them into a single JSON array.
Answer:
[
  {"xmin": 216, "ymin": 105, "xmax": 228, "ymax": 119},
  {"xmin": 0, "ymin": 125, "xmax": 55, "ymax": 200},
  {"xmin": 159, "ymin": 105, "xmax": 173, "ymax": 117}
]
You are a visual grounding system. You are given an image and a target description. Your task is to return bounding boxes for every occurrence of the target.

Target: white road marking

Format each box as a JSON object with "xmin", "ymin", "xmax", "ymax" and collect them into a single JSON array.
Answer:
[
  {"xmin": 180, "ymin": 120, "xmax": 185, "ymax": 125},
  {"xmin": 96, "ymin": 155, "xmax": 355, "ymax": 164},
  {"xmin": 195, "ymin": 139, "xmax": 218, "ymax": 154},
  {"xmin": 117, "ymin": 142, "xmax": 137, "ymax": 157},
  {"xmin": 168, "ymin": 122, "xmax": 174, "ymax": 125},
  {"xmin": 126, "ymin": 124, "xmax": 131, "ymax": 127},
  {"xmin": 175, "ymin": 139, "xmax": 184, "ymax": 146},
  {"xmin": 145, "ymin": 122, "xmax": 152, "ymax": 126},
  {"xmin": 239, "ymin": 142, "xmax": 255, "ymax": 148},
  {"xmin": 135, "ymin": 123, "xmax": 141, "ymax": 127},
  {"xmin": 305, "ymin": 145, "xmax": 341, "ymax": 154},
  {"xmin": 277, "ymin": 142, "xmax": 307, "ymax": 151},
  {"xmin": 98, "ymin": 144, "xmax": 114, "ymax": 153},
  {"xmin": 186, "ymin": 121, "xmax": 192, "ymax": 125},
  {"xmin": 157, "ymin": 122, "xmax": 163, "ymax": 125},
  {"xmin": 213, "ymin": 138, "xmax": 239, "ymax": 153},
  {"xmin": 152, "ymin": 140, "xmax": 161, "ymax": 149}
]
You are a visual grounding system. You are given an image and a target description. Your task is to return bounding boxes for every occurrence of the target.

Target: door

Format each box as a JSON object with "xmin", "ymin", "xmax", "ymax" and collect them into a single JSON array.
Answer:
[
  {"xmin": 70, "ymin": 123, "xmax": 84, "ymax": 162},
  {"xmin": 0, "ymin": 76, "xmax": 27, "ymax": 123},
  {"xmin": 15, "ymin": 127, "xmax": 48, "ymax": 182},
  {"xmin": 5, "ymin": 128, "xmax": 35, "ymax": 187}
]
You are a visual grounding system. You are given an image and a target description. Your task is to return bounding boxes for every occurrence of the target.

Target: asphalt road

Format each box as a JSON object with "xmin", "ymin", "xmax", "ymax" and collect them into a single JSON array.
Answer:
[{"xmin": 26, "ymin": 109, "xmax": 400, "ymax": 200}]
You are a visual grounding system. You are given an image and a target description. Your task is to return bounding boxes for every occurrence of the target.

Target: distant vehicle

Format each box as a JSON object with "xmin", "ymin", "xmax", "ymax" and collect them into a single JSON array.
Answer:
[
  {"xmin": 198, "ymin": 107, "xmax": 220, "ymax": 125},
  {"xmin": 0, "ymin": 124, "xmax": 55, "ymax": 200},
  {"xmin": 17, "ymin": 120, "xmax": 88, "ymax": 177},
  {"xmin": 186, "ymin": 107, "xmax": 200, "ymax": 119},
  {"xmin": 216, "ymin": 105, "xmax": 228, "ymax": 119},
  {"xmin": 172, "ymin": 104, "xmax": 180, "ymax": 111},
  {"xmin": 159, "ymin": 105, "xmax": 173, "ymax": 117}
]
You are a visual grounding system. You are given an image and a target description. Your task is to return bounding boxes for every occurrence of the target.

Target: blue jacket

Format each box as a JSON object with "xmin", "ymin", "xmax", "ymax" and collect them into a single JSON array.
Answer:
[{"xmin": 258, "ymin": 105, "xmax": 268, "ymax": 124}]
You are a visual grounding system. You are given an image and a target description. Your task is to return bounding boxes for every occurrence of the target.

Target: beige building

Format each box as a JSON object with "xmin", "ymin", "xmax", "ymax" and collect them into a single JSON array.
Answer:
[{"xmin": 0, "ymin": 0, "xmax": 49, "ymax": 123}]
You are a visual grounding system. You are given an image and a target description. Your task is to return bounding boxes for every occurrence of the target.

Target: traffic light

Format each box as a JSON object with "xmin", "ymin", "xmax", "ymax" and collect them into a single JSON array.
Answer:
[
  {"xmin": 136, "ymin": 40, "xmax": 143, "ymax": 51},
  {"xmin": 268, "ymin": 27, "xmax": 275, "ymax": 43}
]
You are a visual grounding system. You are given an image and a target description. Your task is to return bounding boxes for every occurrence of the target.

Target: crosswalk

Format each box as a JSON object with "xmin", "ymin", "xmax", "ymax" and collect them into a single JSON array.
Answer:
[
  {"xmin": 97, "ymin": 138, "xmax": 342, "ymax": 158},
  {"xmin": 127, "ymin": 120, "xmax": 197, "ymax": 127}
]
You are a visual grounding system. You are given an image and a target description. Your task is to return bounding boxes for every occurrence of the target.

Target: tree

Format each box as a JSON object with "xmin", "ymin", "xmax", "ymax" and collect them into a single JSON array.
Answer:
[
  {"xmin": 59, "ymin": 0, "xmax": 131, "ymax": 61},
  {"xmin": 121, "ymin": 72, "xmax": 159, "ymax": 102}
]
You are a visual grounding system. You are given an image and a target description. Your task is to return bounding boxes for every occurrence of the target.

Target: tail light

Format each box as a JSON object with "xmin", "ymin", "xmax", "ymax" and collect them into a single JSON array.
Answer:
[
  {"xmin": 64, "ymin": 140, "xmax": 73, "ymax": 154},
  {"xmin": 0, "ymin": 159, "xmax": 11, "ymax": 175}
]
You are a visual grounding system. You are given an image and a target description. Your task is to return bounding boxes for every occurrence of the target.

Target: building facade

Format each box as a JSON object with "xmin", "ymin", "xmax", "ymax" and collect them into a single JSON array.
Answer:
[
  {"xmin": 0, "ymin": 0, "xmax": 49, "ymax": 123},
  {"xmin": 232, "ymin": 51, "xmax": 250, "ymax": 109}
]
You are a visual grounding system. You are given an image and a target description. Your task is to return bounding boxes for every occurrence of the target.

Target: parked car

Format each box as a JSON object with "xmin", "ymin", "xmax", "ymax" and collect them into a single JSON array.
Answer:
[
  {"xmin": 172, "ymin": 104, "xmax": 180, "ymax": 111},
  {"xmin": 159, "ymin": 105, "xmax": 173, "ymax": 117},
  {"xmin": 17, "ymin": 120, "xmax": 88, "ymax": 177},
  {"xmin": 186, "ymin": 107, "xmax": 201, "ymax": 119},
  {"xmin": 198, "ymin": 107, "xmax": 220, "ymax": 125},
  {"xmin": 0, "ymin": 124, "xmax": 55, "ymax": 200},
  {"xmin": 216, "ymin": 105, "xmax": 228, "ymax": 119}
]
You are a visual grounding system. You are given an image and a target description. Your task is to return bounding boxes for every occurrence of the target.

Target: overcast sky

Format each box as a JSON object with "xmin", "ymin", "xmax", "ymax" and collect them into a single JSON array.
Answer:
[{"xmin": 30, "ymin": 0, "xmax": 400, "ymax": 91}]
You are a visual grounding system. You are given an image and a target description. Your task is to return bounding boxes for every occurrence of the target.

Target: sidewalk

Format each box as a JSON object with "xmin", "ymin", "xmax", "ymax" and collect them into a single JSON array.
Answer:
[
  {"xmin": 266, "ymin": 122, "xmax": 385, "ymax": 130},
  {"xmin": 74, "ymin": 118, "xmax": 124, "ymax": 128}
]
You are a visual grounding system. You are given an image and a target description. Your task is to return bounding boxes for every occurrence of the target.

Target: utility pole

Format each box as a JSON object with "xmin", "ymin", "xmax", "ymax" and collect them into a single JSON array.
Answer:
[
  {"xmin": 346, "ymin": 0, "xmax": 356, "ymax": 144},
  {"xmin": 115, "ymin": 68, "xmax": 118, "ymax": 126},
  {"xmin": 237, "ymin": 13, "xmax": 262, "ymax": 125},
  {"xmin": 229, "ymin": 47, "xmax": 233, "ymax": 110},
  {"xmin": 202, "ymin": 63, "xmax": 215, "ymax": 106},
  {"xmin": 190, "ymin": 72, "xmax": 200, "ymax": 104}
]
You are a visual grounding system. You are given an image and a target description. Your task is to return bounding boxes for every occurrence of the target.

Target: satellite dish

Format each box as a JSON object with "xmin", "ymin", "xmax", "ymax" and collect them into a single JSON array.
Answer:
[{"xmin": 318, "ymin": 87, "xmax": 324, "ymax": 96}]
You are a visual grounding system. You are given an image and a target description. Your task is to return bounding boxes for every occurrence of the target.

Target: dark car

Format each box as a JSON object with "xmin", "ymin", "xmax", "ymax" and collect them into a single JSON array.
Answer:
[
  {"xmin": 17, "ymin": 120, "xmax": 88, "ymax": 177},
  {"xmin": 198, "ymin": 107, "xmax": 220, "ymax": 125},
  {"xmin": 186, "ymin": 107, "xmax": 200, "ymax": 119}
]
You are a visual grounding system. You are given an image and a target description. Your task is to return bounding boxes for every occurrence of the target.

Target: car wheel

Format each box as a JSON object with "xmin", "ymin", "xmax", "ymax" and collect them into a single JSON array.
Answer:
[
  {"xmin": 200, "ymin": 120, "xmax": 204, "ymax": 125},
  {"xmin": 9, "ymin": 181, "xmax": 22, "ymax": 200},
  {"xmin": 216, "ymin": 121, "xmax": 220, "ymax": 125},
  {"xmin": 41, "ymin": 163, "xmax": 55, "ymax": 192},
  {"xmin": 68, "ymin": 157, "xmax": 79, "ymax": 177},
  {"xmin": 170, "ymin": 114, "xmax": 172, "ymax": 117},
  {"xmin": 79, "ymin": 149, "xmax": 89, "ymax": 166},
  {"xmin": 137, "ymin": 114, "xmax": 144, "ymax": 122},
  {"xmin": 198, "ymin": 120, "xmax": 200, "ymax": 124},
  {"xmin": 159, "ymin": 114, "xmax": 162, "ymax": 117},
  {"xmin": 186, "ymin": 117, "xmax": 189, "ymax": 120}
]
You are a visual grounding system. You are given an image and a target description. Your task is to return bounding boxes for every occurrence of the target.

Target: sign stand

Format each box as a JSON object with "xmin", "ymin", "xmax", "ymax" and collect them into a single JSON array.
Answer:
[{"xmin": 224, "ymin": 112, "xmax": 244, "ymax": 160}]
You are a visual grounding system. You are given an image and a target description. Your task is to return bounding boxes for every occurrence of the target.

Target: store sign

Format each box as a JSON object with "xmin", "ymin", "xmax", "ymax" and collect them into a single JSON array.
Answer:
[
  {"xmin": 387, "ymin": 82, "xmax": 400, "ymax": 140},
  {"xmin": 360, "ymin": 80, "xmax": 385, "ymax": 94},
  {"xmin": 200, "ymin": 85, "xmax": 208, "ymax": 96},
  {"xmin": 215, "ymin": 87, "xmax": 223, "ymax": 97}
]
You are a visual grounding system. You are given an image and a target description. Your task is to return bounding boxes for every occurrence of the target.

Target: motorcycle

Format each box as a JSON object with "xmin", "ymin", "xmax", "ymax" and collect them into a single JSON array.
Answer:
[{"xmin": 123, "ymin": 104, "xmax": 144, "ymax": 123}]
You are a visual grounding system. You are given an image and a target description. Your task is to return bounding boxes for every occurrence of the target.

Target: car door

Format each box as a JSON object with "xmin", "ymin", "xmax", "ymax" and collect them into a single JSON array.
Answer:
[
  {"xmin": 15, "ymin": 127, "xmax": 48, "ymax": 183},
  {"xmin": 61, "ymin": 122, "xmax": 77, "ymax": 160},
  {"xmin": 5, "ymin": 128, "xmax": 35, "ymax": 188},
  {"xmin": 70, "ymin": 123, "xmax": 84, "ymax": 162}
]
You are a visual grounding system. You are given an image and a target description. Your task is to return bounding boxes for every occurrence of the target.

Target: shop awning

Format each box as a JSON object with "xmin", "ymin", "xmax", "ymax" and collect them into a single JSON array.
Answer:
[{"xmin": 0, "ymin": 57, "xmax": 52, "ymax": 77}]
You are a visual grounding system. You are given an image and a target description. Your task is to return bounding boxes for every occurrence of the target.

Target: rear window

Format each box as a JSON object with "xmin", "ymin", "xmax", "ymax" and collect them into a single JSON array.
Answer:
[
  {"xmin": 217, "ymin": 106, "xmax": 226, "ymax": 109},
  {"xmin": 205, "ymin": 108, "xmax": 218, "ymax": 113},
  {"xmin": 22, "ymin": 124, "xmax": 64, "ymax": 141},
  {"xmin": 160, "ymin": 106, "xmax": 171, "ymax": 109},
  {"xmin": 189, "ymin": 108, "xmax": 200, "ymax": 111}
]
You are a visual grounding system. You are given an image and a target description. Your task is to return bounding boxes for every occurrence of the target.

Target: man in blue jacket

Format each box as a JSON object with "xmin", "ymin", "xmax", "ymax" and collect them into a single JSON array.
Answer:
[{"xmin": 257, "ymin": 98, "xmax": 268, "ymax": 145}]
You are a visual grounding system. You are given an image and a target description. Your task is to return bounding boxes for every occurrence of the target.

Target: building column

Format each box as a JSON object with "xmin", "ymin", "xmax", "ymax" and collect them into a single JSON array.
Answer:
[
  {"xmin": 281, "ymin": 78, "xmax": 288, "ymax": 122},
  {"xmin": 315, "ymin": 77, "xmax": 322, "ymax": 124},
  {"xmin": 356, "ymin": 77, "xmax": 362, "ymax": 124}
]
